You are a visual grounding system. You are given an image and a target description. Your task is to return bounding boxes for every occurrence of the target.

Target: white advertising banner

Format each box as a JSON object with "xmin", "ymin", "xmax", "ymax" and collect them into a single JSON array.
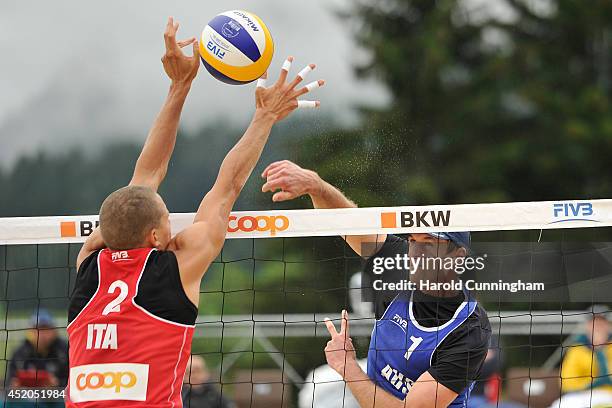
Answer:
[{"xmin": 0, "ymin": 199, "xmax": 610, "ymax": 245}]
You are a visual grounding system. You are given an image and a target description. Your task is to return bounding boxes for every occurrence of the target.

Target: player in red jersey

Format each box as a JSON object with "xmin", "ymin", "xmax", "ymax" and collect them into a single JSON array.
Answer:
[{"xmin": 65, "ymin": 17, "xmax": 324, "ymax": 407}]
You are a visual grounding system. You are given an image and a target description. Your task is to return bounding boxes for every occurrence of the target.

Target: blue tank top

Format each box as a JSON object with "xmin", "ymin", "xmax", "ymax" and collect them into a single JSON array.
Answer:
[{"xmin": 367, "ymin": 291, "xmax": 478, "ymax": 407}]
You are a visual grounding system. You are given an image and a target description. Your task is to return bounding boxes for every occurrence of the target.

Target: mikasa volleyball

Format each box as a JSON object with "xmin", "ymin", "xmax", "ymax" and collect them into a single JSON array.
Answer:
[{"xmin": 200, "ymin": 10, "xmax": 274, "ymax": 84}]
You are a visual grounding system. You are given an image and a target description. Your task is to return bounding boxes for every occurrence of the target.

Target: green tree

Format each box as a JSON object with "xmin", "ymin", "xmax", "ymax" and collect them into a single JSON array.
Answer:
[{"xmin": 299, "ymin": 0, "xmax": 612, "ymax": 206}]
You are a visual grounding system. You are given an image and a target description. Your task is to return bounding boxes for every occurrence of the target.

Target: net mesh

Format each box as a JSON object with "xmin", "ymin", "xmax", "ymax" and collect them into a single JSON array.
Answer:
[{"xmin": 0, "ymin": 206, "xmax": 612, "ymax": 408}]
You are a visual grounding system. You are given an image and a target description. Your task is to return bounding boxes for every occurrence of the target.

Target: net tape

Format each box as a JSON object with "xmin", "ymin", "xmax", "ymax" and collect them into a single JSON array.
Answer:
[{"xmin": 0, "ymin": 199, "xmax": 610, "ymax": 245}]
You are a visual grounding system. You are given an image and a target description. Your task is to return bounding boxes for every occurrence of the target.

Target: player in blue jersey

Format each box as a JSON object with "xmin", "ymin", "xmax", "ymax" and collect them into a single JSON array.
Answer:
[{"xmin": 260, "ymin": 160, "xmax": 491, "ymax": 408}]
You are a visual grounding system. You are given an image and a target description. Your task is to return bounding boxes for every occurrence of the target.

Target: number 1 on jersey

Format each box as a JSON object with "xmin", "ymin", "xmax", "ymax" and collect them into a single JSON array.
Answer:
[{"xmin": 404, "ymin": 336, "xmax": 423, "ymax": 362}]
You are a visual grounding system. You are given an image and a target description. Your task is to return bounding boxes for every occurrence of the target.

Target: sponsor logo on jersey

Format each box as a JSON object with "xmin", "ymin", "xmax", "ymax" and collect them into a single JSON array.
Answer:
[
  {"xmin": 392, "ymin": 314, "xmax": 408, "ymax": 330},
  {"xmin": 227, "ymin": 214, "xmax": 289, "ymax": 236},
  {"xmin": 111, "ymin": 251, "xmax": 130, "ymax": 262},
  {"xmin": 69, "ymin": 363, "xmax": 148, "ymax": 402}
]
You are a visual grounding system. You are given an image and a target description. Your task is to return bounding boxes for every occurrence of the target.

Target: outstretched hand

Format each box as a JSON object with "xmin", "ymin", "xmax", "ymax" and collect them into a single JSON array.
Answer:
[
  {"xmin": 161, "ymin": 17, "xmax": 200, "ymax": 85},
  {"xmin": 255, "ymin": 57, "xmax": 325, "ymax": 123},
  {"xmin": 261, "ymin": 160, "xmax": 320, "ymax": 202},
  {"xmin": 324, "ymin": 310, "xmax": 358, "ymax": 378}
]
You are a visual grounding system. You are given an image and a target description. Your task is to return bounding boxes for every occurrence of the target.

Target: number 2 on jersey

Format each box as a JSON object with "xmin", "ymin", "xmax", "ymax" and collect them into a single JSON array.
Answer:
[{"xmin": 102, "ymin": 280, "xmax": 128, "ymax": 315}]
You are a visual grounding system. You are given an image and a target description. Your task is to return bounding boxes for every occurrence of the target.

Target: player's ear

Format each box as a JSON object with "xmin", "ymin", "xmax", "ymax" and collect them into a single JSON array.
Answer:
[
  {"xmin": 456, "ymin": 246, "xmax": 467, "ymax": 258},
  {"xmin": 148, "ymin": 228, "xmax": 161, "ymax": 249}
]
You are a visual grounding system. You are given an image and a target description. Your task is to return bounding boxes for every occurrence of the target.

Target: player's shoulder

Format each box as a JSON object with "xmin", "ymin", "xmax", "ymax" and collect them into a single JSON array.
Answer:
[
  {"xmin": 76, "ymin": 249, "xmax": 102, "ymax": 275},
  {"xmin": 443, "ymin": 303, "xmax": 491, "ymax": 350},
  {"xmin": 139, "ymin": 249, "xmax": 180, "ymax": 276},
  {"xmin": 150, "ymin": 249, "xmax": 178, "ymax": 263}
]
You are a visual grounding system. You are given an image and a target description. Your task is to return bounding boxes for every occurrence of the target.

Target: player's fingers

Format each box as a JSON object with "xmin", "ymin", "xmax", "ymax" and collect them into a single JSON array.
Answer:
[
  {"xmin": 297, "ymin": 100, "xmax": 320, "ymax": 109},
  {"xmin": 261, "ymin": 160, "xmax": 287, "ymax": 178},
  {"xmin": 192, "ymin": 41, "xmax": 200, "ymax": 63},
  {"xmin": 340, "ymin": 309, "xmax": 349, "ymax": 336},
  {"xmin": 265, "ymin": 164, "xmax": 291, "ymax": 180},
  {"xmin": 272, "ymin": 191, "xmax": 297, "ymax": 202},
  {"xmin": 292, "ymin": 80, "xmax": 325, "ymax": 98},
  {"xmin": 324, "ymin": 318, "xmax": 339, "ymax": 338},
  {"xmin": 163, "ymin": 17, "xmax": 176, "ymax": 50},
  {"xmin": 275, "ymin": 56, "xmax": 293, "ymax": 86},
  {"xmin": 261, "ymin": 177, "xmax": 285, "ymax": 193},
  {"xmin": 256, "ymin": 73, "xmax": 268, "ymax": 89},
  {"xmin": 164, "ymin": 18, "xmax": 181, "ymax": 53},
  {"xmin": 263, "ymin": 170, "xmax": 286, "ymax": 184},
  {"xmin": 289, "ymin": 64, "xmax": 315, "ymax": 89},
  {"xmin": 261, "ymin": 163, "xmax": 279, "ymax": 178},
  {"xmin": 177, "ymin": 37, "xmax": 196, "ymax": 48}
]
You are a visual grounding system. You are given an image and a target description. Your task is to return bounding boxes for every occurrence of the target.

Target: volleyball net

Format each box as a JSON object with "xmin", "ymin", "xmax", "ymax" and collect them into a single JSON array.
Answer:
[{"xmin": 1, "ymin": 199, "xmax": 612, "ymax": 407}]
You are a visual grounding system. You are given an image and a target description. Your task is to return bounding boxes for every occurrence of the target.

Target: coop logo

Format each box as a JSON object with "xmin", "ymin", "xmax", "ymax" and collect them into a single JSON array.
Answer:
[
  {"xmin": 227, "ymin": 214, "xmax": 289, "ymax": 236},
  {"xmin": 551, "ymin": 202, "xmax": 597, "ymax": 223},
  {"xmin": 60, "ymin": 220, "xmax": 99, "ymax": 238},
  {"xmin": 380, "ymin": 210, "xmax": 451, "ymax": 228},
  {"xmin": 69, "ymin": 363, "xmax": 149, "ymax": 402},
  {"xmin": 222, "ymin": 20, "xmax": 241, "ymax": 38}
]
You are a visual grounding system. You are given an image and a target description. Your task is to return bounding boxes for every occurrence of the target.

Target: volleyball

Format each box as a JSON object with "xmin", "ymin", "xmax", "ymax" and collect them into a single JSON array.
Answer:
[{"xmin": 199, "ymin": 10, "xmax": 274, "ymax": 85}]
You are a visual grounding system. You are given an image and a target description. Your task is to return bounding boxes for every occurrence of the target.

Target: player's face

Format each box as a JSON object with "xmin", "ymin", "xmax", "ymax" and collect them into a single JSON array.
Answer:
[
  {"xmin": 408, "ymin": 234, "xmax": 451, "ymax": 256},
  {"xmin": 27, "ymin": 328, "xmax": 57, "ymax": 351},
  {"xmin": 408, "ymin": 234, "xmax": 467, "ymax": 290},
  {"xmin": 408, "ymin": 234, "xmax": 465, "ymax": 257},
  {"xmin": 186, "ymin": 357, "xmax": 209, "ymax": 384}
]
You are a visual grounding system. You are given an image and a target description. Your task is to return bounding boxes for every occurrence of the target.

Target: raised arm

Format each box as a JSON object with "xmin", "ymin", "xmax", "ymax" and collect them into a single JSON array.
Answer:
[
  {"xmin": 76, "ymin": 17, "xmax": 199, "ymax": 269},
  {"xmin": 260, "ymin": 160, "xmax": 386, "ymax": 256},
  {"xmin": 130, "ymin": 17, "xmax": 200, "ymax": 190},
  {"xmin": 171, "ymin": 58, "xmax": 324, "ymax": 302}
]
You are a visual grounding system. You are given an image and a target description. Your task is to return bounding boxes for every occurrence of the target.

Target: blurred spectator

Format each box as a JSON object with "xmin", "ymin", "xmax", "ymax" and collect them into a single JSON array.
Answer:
[
  {"xmin": 182, "ymin": 355, "xmax": 235, "ymax": 408},
  {"xmin": 298, "ymin": 359, "xmax": 367, "ymax": 408},
  {"xmin": 6, "ymin": 309, "xmax": 68, "ymax": 388},
  {"xmin": 554, "ymin": 305, "xmax": 612, "ymax": 407},
  {"xmin": 5, "ymin": 309, "xmax": 68, "ymax": 408},
  {"xmin": 467, "ymin": 337, "xmax": 525, "ymax": 408},
  {"xmin": 468, "ymin": 347, "xmax": 502, "ymax": 407}
]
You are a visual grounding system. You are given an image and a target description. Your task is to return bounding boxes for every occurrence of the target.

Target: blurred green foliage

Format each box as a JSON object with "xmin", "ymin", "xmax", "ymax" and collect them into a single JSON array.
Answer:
[{"xmin": 299, "ymin": 0, "xmax": 612, "ymax": 205}]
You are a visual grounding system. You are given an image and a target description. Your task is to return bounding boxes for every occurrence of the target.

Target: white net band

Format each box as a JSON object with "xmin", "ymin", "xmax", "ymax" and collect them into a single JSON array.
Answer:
[{"xmin": 0, "ymin": 199, "xmax": 610, "ymax": 245}]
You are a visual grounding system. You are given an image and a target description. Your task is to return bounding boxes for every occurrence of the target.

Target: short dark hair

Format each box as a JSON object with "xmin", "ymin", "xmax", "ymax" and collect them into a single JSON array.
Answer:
[{"xmin": 99, "ymin": 186, "xmax": 164, "ymax": 250}]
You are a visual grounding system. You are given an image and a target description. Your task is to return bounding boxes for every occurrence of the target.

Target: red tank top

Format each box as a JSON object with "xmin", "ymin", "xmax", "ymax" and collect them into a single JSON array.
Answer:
[{"xmin": 66, "ymin": 248, "xmax": 194, "ymax": 407}]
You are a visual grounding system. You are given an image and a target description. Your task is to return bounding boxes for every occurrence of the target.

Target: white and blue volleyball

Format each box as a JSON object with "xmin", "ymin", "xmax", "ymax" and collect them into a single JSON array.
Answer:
[{"xmin": 199, "ymin": 10, "xmax": 274, "ymax": 85}]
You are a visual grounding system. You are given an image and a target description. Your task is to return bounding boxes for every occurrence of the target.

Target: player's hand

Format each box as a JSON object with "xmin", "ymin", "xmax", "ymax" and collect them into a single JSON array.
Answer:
[
  {"xmin": 161, "ymin": 17, "xmax": 200, "ymax": 85},
  {"xmin": 255, "ymin": 56, "xmax": 324, "ymax": 123},
  {"xmin": 324, "ymin": 310, "xmax": 357, "ymax": 379},
  {"xmin": 261, "ymin": 160, "xmax": 321, "ymax": 202}
]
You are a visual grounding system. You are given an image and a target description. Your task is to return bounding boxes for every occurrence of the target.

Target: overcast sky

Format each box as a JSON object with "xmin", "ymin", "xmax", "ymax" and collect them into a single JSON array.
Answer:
[{"xmin": 0, "ymin": 0, "xmax": 390, "ymax": 170}]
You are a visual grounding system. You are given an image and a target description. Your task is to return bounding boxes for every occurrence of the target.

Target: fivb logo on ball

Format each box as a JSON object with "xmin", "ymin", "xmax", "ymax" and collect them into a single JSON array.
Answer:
[{"xmin": 200, "ymin": 10, "xmax": 274, "ymax": 85}]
